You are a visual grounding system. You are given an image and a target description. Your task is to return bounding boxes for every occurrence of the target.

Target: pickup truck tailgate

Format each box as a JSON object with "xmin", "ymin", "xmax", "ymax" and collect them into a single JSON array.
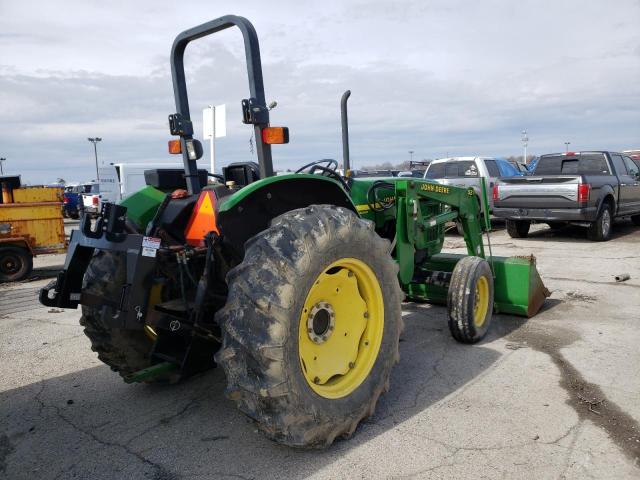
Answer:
[{"xmin": 495, "ymin": 176, "xmax": 581, "ymax": 209}]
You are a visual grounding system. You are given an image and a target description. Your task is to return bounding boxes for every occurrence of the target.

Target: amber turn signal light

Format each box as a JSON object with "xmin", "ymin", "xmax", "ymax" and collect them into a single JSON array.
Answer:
[
  {"xmin": 262, "ymin": 127, "xmax": 289, "ymax": 145},
  {"xmin": 168, "ymin": 140, "xmax": 182, "ymax": 154}
]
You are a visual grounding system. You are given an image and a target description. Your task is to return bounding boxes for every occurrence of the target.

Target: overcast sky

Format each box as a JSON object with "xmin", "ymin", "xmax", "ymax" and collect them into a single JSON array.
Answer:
[{"xmin": 1, "ymin": 0, "xmax": 638, "ymax": 184}]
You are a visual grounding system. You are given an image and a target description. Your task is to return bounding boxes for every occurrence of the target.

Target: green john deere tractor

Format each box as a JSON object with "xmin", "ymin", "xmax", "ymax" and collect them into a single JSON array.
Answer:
[{"xmin": 40, "ymin": 15, "xmax": 548, "ymax": 448}]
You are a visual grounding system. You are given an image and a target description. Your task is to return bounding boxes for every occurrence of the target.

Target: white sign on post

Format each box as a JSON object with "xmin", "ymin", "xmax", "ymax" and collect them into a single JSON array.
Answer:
[
  {"xmin": 202, "ymin": 104, "xmax": 226, "ymax": 175},
  {"xmin": 202, "ymin": 104, "xmax": 226, "ymax": 139}
]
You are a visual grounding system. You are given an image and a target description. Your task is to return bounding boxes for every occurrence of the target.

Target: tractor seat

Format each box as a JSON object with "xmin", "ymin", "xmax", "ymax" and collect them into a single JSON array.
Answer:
[{"xmin": 222, "ymin": 162, "xmax": 260, "ymax": 187}]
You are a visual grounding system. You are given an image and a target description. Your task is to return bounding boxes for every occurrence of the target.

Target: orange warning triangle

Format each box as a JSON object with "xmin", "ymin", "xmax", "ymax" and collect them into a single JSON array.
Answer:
[{"xmin": 185, "ymin": 191, "xmax": 219, "ymax": 247}]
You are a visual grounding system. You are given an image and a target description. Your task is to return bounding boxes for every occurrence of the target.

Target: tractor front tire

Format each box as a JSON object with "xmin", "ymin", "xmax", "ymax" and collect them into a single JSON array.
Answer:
[
  {"xmin": 0, "ymin": 246, "xmax": 33, "ymax": 282},
  {"xmin": 506, "ymin": 219, "xmax": 530, "ymax": 238},
  {"xmin": 447, "ymin": 256, "xmax": 494, "ymax": 344},
  {"xmin": 80, "ymin": 251, "xmax": 165, "ymax": 381},
  {"xmin": 215, "ymin": 205, "xmax": 403, "ymax": 448}
]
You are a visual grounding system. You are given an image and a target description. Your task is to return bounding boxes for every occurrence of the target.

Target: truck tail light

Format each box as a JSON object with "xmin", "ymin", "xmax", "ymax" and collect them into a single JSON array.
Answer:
[
  {"xmin": 63, "ymin": 196, "xmax": 69, "ymax": 204},
  {"xmin": 493, "ymin": 185, "xmax": 499, "ymax": 202},
  {"xmin": 92, "ymin": 196, "xmax": 99, "ymax": 206},
  {"xmin": 577, "ymin": 183, "xmax": 590, "ymax": 203}
]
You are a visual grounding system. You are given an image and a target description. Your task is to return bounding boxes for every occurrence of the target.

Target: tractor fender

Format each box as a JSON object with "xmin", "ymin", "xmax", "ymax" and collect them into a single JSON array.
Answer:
[{"xmin": 216, "ymin": 174, "xmax": 356, "ymax": 255}]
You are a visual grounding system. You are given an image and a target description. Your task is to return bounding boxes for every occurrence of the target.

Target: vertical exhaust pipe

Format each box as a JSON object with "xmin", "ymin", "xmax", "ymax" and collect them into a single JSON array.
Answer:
[{"xmin": 341, "ymin": 90, "xmax": 351, "ymax": 173}]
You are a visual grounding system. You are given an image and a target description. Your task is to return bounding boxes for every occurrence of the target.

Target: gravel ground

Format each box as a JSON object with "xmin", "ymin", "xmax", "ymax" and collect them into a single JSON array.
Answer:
[{"xmin": 1, "ymin": 219, "xmax": 639, "ymax": 479}]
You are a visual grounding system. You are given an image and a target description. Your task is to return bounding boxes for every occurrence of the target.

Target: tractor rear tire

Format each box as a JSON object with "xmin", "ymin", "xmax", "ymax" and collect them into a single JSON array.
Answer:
[
  {"xmin": 447, "ymin": 256, "xmax": 494, "ymax": 344},
  {"xmin": 215, "ymin": 205, "xmax": 403, "ymax": 448},
  {"xmin": 506, "ymin": 219, "xmax": 530, "ymax": 238},
  {"xmin": 0, "ymin": 246, "xmax": 33, "ymax": 282},
  {"xmin": 80, "ymin": 250, "xmax": 165, "ymax": 382}
]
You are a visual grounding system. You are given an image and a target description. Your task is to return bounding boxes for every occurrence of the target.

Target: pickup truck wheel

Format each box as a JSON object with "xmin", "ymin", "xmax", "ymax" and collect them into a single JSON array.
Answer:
[
  {"xmin": 506, "ymin": 219, "xmax": 530, "ymax": 238},
  {"xmin": 0, "ymin": 246, "xmax": 33, "ymax": 282},
  {"xmin": 631, "ymin": 214, "xmax": 640, "ymax": 226},
  {"xmin": 587, "ymin": 204, "xmax": 612, "ymax": 241}
]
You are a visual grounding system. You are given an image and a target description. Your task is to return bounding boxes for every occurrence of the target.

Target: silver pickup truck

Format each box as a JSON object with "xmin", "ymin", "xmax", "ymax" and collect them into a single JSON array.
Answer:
[{"xmin": 493, "ymin": 151, "xmax": 640, "ymax": 241}]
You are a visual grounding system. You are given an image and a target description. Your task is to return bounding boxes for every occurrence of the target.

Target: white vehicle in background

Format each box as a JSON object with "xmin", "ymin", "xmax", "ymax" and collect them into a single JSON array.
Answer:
[
  {"xmin": 423, "ymin": 157, "xmax": 522, "ymax": 211},
  {"xmin": 100, "ymin": 162, "xmax": 185, "ymax": 202},
  {"xmin": 80, "ymin": 182, "xmax": 102, "ymax": 215},
  {"xmin": 82, "ymin": 163, "xmax": 183, "ymax": 215}
]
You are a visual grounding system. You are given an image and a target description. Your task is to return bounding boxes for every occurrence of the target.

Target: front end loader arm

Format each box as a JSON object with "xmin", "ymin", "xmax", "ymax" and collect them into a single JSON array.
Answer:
[{"xmin": 393, "ymin": 179, "xmax": 485, "ymax": 285}]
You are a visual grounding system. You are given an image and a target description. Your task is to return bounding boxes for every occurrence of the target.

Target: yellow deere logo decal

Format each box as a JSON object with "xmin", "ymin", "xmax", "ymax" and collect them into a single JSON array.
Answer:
[{"xmin": 420, "ymin": 183, "xmax": 450, "ymax": 194}]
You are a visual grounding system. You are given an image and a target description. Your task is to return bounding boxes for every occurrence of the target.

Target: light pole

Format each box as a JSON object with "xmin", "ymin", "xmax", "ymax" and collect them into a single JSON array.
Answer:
[
  {"xmin": 0, "ymin": 158, "xmax": 5, "ymax": 175},
  {"xmin": 408, "ymin": 150, "xmax": 414, "ymax": 163},
  {"xmin": 521, "ymin": 130, "xmax": 528, "ymax": 164},
  {"xmin": 564, "ymin": 141, "xmax": 570, "ymax": 153},
  {"xmin": 87, "ymin": 138, "xmax": 102, "ymax": 180}
]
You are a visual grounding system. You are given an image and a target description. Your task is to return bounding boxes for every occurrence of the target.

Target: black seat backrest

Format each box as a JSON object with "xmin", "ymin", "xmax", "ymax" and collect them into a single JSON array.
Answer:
[
  {"xmin": 144, "ymin": 169, "xmax": 208, "ymax": 190},
  {"xmin": 223, "ymin": 162, "xmax": 260, "ymax": 187}
]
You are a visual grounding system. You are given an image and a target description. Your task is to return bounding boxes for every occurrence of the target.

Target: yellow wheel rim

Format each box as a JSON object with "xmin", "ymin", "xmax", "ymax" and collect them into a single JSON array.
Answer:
[
  {"xmin": 473, "ymin": 275, "xmax": 490, "ymax": 328},
  {"xmin": 298, "ymin": 258, "xmax": 384, "ymax": 399}
]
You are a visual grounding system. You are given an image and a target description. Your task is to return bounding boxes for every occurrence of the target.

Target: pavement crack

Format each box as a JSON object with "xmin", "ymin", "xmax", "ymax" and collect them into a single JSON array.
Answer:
[
  {"xmin": 32, "ymin": 385, "xmax": 179, "ymax": 480},
  {"xmin": 508, "ymin": 324, "xmax": 640, "ymax": 466},
  {"xmin": 124, "ymin": 390, "xmax": 209, "ymax": 447},
  {"xmin": 546, "ymin": 276, "xmax": 640, "ymax": 289}
]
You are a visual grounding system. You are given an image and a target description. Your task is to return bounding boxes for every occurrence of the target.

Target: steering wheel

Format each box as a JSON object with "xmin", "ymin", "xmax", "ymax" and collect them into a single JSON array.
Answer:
[{"xmin": 295, "ymin": 159, "xmax": 349, "ymax": 190}]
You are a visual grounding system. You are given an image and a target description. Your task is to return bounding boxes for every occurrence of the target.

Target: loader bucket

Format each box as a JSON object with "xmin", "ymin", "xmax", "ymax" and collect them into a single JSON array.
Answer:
[
  {"xmin": 408, "ymin": 253, "xmax": 550, "ymax": 318},
  {"xmin": 491, "ymin": 255, "xmax": 550, "ymax": 317}
]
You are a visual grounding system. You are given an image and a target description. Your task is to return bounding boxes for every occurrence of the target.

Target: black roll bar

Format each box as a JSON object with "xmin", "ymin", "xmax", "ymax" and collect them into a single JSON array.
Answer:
[{"xmin": 170, "ymin": 15, "xmax": 274, "ymax": 194}]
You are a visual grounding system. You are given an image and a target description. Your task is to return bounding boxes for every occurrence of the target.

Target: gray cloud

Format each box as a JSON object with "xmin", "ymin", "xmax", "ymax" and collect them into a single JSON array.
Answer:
[{"xmin": 0, "ymin": 0, "xmax": 638, "ymax": 183}]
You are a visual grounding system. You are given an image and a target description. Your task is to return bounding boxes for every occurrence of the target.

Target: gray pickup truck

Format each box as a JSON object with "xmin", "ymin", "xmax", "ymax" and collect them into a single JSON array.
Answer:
[{"xmin": 493, "ymin": 151, "xmax": 640, "ymax": 241}]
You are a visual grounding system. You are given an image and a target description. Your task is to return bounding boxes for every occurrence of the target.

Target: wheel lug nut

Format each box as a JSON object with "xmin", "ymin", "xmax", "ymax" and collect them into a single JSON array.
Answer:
[
  {"xmin": 349, "ymin": 362, "xmax": 355, "ymax": 369},
  {"xmin": 313, "ymin": 377, "xmax": 320, "ymax": 384},
  {"xmin": 364, "ymin": 312, "xmax": 369, "ymax": 318}
]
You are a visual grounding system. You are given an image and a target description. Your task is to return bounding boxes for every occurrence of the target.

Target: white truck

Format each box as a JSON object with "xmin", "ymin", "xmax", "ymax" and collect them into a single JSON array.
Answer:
[
  {"xmin": 423, "ymin": 157, "xmax": 522, "ymax": 211},
  {"xmin": 82, "ymin": 163, "xmax": 184, "ymax": 214}
]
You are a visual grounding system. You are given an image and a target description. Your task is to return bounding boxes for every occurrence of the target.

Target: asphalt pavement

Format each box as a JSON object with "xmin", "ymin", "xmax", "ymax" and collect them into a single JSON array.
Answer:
[{"xmin": 1, "ymin": 220, "xmax": 639, "ymax": 479}]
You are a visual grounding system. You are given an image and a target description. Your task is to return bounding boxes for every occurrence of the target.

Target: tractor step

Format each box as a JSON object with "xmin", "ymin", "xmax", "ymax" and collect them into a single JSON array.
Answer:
[{"xmin": 123, "ymin": 361, "xmax": 178, "ymax": 383}]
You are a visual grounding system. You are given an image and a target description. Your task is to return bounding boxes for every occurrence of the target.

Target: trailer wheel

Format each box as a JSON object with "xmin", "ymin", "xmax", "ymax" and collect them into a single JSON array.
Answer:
[
  {"xmin": 587, "ymin": 203, "xmax": 612, "ymax": 241},
  {"xmin": 80, "ymin": 251, "xmax": 169, "ymax": 382},
  {"xmin": 447, "ymin": 256, "xmax": 494, "ymax": 344},
  {"xmin": 0, "ymin": 246, "xmax": 33, "ymax": 282},
  {"xmin": 215, "ymin": 205, "xmax": 403, "ymax": 448},
  {"xmin": 506, "ymin": 219, "xmax": 530, "ymax": 238}
]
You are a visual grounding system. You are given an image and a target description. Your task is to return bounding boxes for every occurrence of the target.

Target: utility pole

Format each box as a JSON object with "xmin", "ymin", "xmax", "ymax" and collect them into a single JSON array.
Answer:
[
  {"xmin": 564, "ymin": 141, "xmax": 571, "ymax": 153},
  {"xmin": 87, "ymin": 138, "xmax": 102, "ymax": 180},
  {"xmin": 0, "ymin": 158, "xmax": 5, "ymax": 175},
  {"xmin": 521, "ymin": 130, "xmax": 529, "ymax": 164}
]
